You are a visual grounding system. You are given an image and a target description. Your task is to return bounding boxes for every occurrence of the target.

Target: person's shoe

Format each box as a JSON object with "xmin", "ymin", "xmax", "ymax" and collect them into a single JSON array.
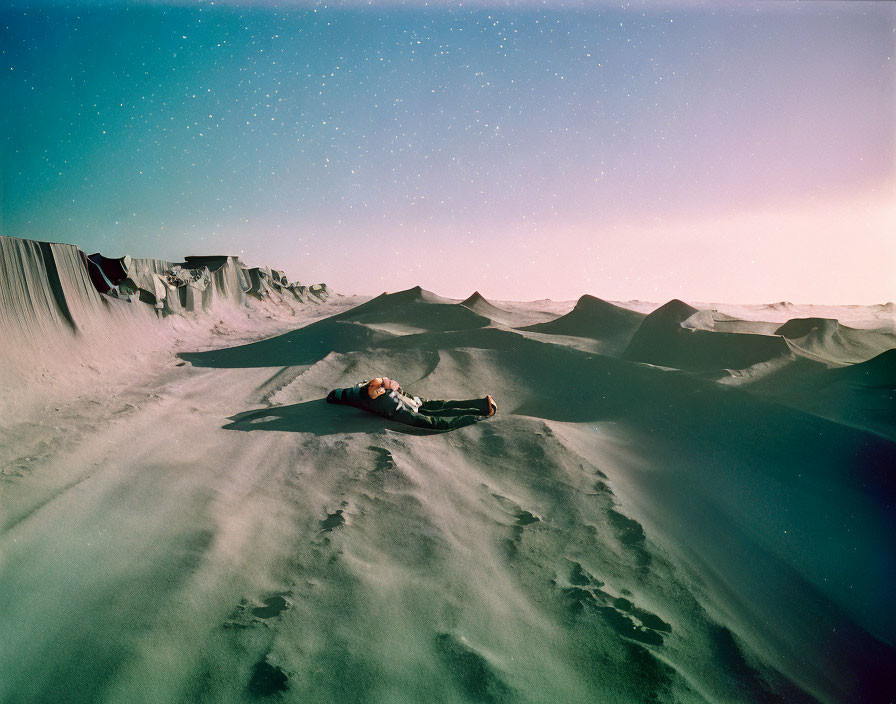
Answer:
[{"xmin": 486, "ymin": 395, "xmax": 497, "ymax": 417}]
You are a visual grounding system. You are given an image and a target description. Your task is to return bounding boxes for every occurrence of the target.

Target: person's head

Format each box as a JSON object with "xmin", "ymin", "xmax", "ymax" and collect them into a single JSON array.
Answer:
[{"xmin": 367, "ymin": 377, "xmax": 400, "ymax": 398}]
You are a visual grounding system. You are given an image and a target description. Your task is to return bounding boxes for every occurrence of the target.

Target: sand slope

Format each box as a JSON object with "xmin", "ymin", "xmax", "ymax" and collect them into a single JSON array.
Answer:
[
  {"xmin": 517, "ymin": 294, "xmax": 645, "ymax": 355},
  {"xmin": 623, "ymin": 299, "xmax": 792, "ymax": 373},
  {"xmin": 2, "ymin": 240, "xmax": 895, "ymax": 704},
  {"xmin": 743, "ymin": 348, "xmax": 896, "ymax": 441},
  {"xmin": 774, "ymin": 317, "xmax": 895, "ymax": 365}
]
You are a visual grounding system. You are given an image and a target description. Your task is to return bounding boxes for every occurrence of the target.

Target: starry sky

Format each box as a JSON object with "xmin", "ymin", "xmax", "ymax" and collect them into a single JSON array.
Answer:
[{"xmin": 2, "ymin": 1, "xmax": 894, "ymax": 303}]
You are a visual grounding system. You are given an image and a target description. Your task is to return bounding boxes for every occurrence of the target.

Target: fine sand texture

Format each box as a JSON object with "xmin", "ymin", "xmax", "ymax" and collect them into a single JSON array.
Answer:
[{"xmin": 1, "ymin": 237, "xmax": 895, "ymax": 704}]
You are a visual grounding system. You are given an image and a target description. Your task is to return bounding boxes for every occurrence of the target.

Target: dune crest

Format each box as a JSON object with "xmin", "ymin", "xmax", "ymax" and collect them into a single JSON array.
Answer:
[
  {"xmin": 520, "ymin": 294, "xmax": 645, "ymax": 344},
  {"xmin": 460, "ymin": 290, "xmax": 509, "ymax": 314},
  {"xmin": 371, "ymin": 285, "xmax": 452, "ymax": 305},
  {"xmin": 460, "ymin": 290, "xmax": 489, "ymax": 306},
  {"xmin": 324, "ymin": 285, "xmax": 490, "ymax": 334},
  {"xmin": 623, "ymin": 298, "xmax": 790, "ymax": 372},
  {"xmin": 773, "ymin": 317, "xmax": 895, "ymax": 365}
]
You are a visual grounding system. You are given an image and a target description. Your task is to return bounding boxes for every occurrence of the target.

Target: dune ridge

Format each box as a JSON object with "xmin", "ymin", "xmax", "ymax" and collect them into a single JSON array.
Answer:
[
  {"xmin": 459, "ymin": 291, "xmax": 514, "ymax": 321},
  {"xmin": 518, "ymin": 294, "xmax": 645, "ymax": 354},
  {"xmin": 773, "ymin": 317, "xmax": 895, "ymax": 365},
  {"xmin": 622, "ymin": 299, "xmax": 792, "ymax": 373}
]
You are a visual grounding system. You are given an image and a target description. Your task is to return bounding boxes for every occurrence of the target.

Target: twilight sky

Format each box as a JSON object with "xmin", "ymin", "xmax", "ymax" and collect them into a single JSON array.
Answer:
[{"xmin": 1, "ymin": 1, "xmax": 894, "ymax": 303}]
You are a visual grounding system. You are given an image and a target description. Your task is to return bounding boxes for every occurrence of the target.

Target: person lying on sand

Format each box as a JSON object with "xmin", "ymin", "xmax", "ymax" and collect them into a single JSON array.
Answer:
[{"xmin": 326, "ymin": 377, "xmax": 497, "ymax": 431}]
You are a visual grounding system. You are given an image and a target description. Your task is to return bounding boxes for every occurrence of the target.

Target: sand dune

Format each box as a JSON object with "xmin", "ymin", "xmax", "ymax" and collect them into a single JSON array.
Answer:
[
  {"xmin": 2, "ymin": 237, "xmax": 895, "ymax": 703},
  {"xmin": 460, "ymin": 291, "xmax": 507, "ymax": 315},
  {"xmin": 459, "ymin": 290, "xmax": 518, "ymax": 324},
  {"xmin": 623, "ymin": 299, "xmax": 792, "ymax": 373},
  {"xmin": 517, "ymin": 294, "xmax": 645, "ymax": 355},
  {"xmin": 332, "ymin": 285, "xmax": 491, "ymax": 334},
  {"xmin": 680, "ymin": 309, "xmax": 780, "ymax": 335},
  {"xmin": 743, "ymin": 348, "xmax": 896, "ymax": 441},
  {"xmin": 774, "ymin": 317, "xmax": 896, "ymax": 365}
]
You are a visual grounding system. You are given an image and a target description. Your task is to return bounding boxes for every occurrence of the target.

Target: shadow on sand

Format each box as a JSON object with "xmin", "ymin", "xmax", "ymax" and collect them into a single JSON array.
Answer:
[{"xmin": 223, "ymin": 398, "xmax": 448, "ymax": 436}]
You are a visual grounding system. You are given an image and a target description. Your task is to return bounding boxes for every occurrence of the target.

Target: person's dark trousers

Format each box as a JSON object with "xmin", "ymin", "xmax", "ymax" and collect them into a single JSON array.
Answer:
[
  {"xmin": 417, "ymin": 398, "xmax": 490, "ymax": 417},
  {"xmin": 391, "ymin": 399, "xmax": 490, "ymax": 431}
]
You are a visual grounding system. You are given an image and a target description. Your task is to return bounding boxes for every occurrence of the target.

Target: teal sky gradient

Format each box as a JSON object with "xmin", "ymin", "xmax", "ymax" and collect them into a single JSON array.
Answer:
[{"xmin": 2, "ymin": 1, "xmax": 894, "ymax": 302}]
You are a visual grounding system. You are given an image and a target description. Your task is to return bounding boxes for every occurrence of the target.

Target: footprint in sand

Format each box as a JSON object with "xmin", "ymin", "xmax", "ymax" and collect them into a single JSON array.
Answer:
[
  {"xmin": 367, "ymin": 445, "xmax": 396, "ymax": 472},
  {"xmin": 606, "ymin": 508, "xmax": 652, "ymax": 571},
  {"xmin": 247, "ymin": 657, "xmax": 289, "ymax": 698},
  {"xmin": 252, "ymin": 594, "xmax": 291, "ymax": 619},
  {"xmin": 490, "ymin": 492, "xmax": 542, "ymax": 559},
  {"xmin": 592, "ymin": 480, "xmax": 612, "ymax": 495},
  {"xmin": 479, "ymin": 425, "xmax": 507, "ymax": 456},
  {"xmin": 319, "ymin": 509, "xmax": 346, "ymax": 532},
  {"xmin": 560, "ymin": 561, "xmax": 671, "ymax": 647},
  {"xmin": 224, "ymin": 591, "xmax": 292, "ymax": 629},
  {"xmin": 506, "ymin": 508, "xmax": 542, "ymax": 558}
]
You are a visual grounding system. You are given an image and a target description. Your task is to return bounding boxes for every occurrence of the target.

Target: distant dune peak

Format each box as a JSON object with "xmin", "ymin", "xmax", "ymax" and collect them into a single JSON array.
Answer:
[
  {"xmin": 388, "ymin": 284, "xmax": 424, "ymax": 299},
  {"xmin": 681, "ymin": 309, "xmax": 740, "ymax": 329},
  {"xmin": 458, "ymin": 291, "xmax": 515, "ymax": 322},
  {"xmin": 569, "ymin": 294, "xmax": 641, "ymax": 316},
  {"xmin": 461, "ymin": 290, "xmax": 510, "ymax": 310},
  {"xmin": 517, "ymin": 293, "xmax": 644, "ymax": 347},
  {"xmin": 376, "ymin": 285, "xmax": 449, "ymax": 305},
  {"xmin": 332, "ymin": 283, "xmax": 490, "ymax": 332},
  {"xmin": 573, "ymin": 294, "xmax": 609, "ymax": 310},
  {"xmin": 775, "ymin": 317, "xmax": 841, "ymax": 339},
  {"xmin": 623, "ymin": 297, "xmax": 793, "ymax": 371},
  {"xmin": 651, "ymin": 298, "xmax": 700, "ymax": 321},
  {"xmin": 462, "ymin": 291, "xmax": 488, "ymax": 306}
]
